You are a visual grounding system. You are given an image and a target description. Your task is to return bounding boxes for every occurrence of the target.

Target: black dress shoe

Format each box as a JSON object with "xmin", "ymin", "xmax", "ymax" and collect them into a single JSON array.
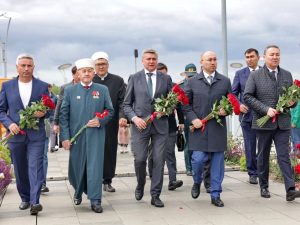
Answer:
[
  {"xmin": 91, "ymin": 204, "xmax": 103, "ymax": 213},
  {"xmin": 103, "ymin": 183, "xmax": 116, "ymax": 192},
  {"xmin": 249, "ymin": 176, "xmax": 258, "ymax": 184},
  {"xmin": 19, "ymin": 202, "xmax": 30, "ymax": 210},
  {"xmin": 135, "ymin": 185, "xmax": 144, "ymax": 201},
  {"xmin": 74, "ymin": 193, "xmax": 82, "ymax": 205},
  {"xmin": 41, "ymin": 184, "xmax": 49, "ymax": 193},
  {"xmin": 211, "ymin": 197, "xmax": 224, "ymax": 207},
  {"xmin": 286, "ymin": 189, "xmax": 300, "ymax": 201},
  {"xmin": 191, "ymin": 183, "xmax": 200, "ymax": 199},
  {"xmin": 261, "ymin": 188, "xmax": 271, "ymax": 198},
  {"xmin": 186, "ymin": 171, "xmax": 193, "ymax": 176},
  {"xmin": 30, "ymin": 204, "xmax": 43, "ymax": 215},
  {"xmin": 168, "ymin": 180, "xmax": 183, "ymax": 190},
  {"xmin": 206, "ymin": 187, "xmax": 211, "ymax": 193},
  {"xmin": 151, "ymin": 196, "xmax": 164, "ymax": 207}
]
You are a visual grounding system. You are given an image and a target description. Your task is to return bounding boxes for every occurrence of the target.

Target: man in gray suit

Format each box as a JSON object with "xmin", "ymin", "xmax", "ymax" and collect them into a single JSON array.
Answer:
[
  {"xmin": 124, "ymin": 49, "xmax": 173, "ymax": 207},
  {"xmin": 244, "ymin": 45, "xmax": 300, "ymax": 201},
  {"xmin": 53, "ymin": 66, "xmax": 80, "ymax": 134}
]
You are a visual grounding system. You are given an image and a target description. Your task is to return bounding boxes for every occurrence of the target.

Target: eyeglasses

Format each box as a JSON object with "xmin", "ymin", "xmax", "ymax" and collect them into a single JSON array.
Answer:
[
  {"xmin": 202, "ymin": 59, "xmax": 218, "ymax": 63},
  {"xmin": 95, "ymin": 63, "xmax": 108, "ymax": 67}
]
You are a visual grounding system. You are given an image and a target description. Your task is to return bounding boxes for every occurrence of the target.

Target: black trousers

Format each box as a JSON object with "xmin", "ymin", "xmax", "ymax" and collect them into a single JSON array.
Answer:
[{"xmin": 256, "ymin": 127, "xmax": 295, "ymax": 192}]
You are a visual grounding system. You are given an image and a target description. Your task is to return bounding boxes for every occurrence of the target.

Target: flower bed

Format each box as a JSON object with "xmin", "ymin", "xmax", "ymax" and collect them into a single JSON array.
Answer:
[
  {"xmin": 226, "ymin": 134, "xmax": 245, "ymax": 166},
  {"xmin": 0, "ymin": 145, "xmax": 13, "ymax": 207}
]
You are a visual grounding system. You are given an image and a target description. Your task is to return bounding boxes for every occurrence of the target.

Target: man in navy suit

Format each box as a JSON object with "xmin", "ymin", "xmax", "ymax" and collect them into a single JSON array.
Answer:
[
  {"xmin": 232, "ymin": 48, "xmax": 260, "ymax": 184},
  {"xmin": 0, "ymin": 53, "xmax": 49, "ymax": 215}
]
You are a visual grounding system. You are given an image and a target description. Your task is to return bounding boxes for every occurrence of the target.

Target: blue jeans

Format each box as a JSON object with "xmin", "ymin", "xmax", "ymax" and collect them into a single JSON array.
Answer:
[
  {"xmin": 291, "ymin": 127, "xmax": 300, "ymax": 149},
  {"xmin": 43, "ymin": 138, "xmax": 49, "ymax": 186}
]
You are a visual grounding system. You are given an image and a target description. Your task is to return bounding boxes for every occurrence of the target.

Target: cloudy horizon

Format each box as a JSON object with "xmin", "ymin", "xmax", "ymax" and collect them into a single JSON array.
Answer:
[{"xmin": 0, "ymin": 0, "xmax": 299, "ymax": 85}]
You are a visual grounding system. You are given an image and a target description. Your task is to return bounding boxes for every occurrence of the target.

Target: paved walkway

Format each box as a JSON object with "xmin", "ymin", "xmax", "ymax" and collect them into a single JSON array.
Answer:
[{"xmin": 1, "ymin": 148, "xmax": 300, "ymax": 225}]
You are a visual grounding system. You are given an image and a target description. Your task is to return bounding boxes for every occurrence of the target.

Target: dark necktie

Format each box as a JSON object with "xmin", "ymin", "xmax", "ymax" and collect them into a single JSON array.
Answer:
[
  {"xmin": 84, "ymin": 86, "xmax": 90, "ymax": 89},
  {"xmin": 272, "ymin": 71, "xmax": 277, "ymax": 80},
  {"xmin": 147, "ymin": 73, "xmax": 153, "ymax": 99}
]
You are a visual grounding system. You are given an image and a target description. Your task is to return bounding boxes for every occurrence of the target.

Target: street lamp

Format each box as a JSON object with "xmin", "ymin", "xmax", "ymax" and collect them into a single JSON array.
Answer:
[
  {"xmin": 58, "ymin": 63, "xmax": 72, "ymax": 84},
  {"xmin": 0, "ymin": 11, "xmax": 22, "ymax": 78},
  {"xmin": 134, "ymin": 49, "xmax": 138, "ymax": 73}
]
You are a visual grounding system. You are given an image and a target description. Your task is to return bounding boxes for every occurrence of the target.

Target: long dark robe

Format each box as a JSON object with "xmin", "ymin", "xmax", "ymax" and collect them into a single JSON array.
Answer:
[{"xmin": 93, "ymin": 73, "xmax": 126, "ymax": 181}]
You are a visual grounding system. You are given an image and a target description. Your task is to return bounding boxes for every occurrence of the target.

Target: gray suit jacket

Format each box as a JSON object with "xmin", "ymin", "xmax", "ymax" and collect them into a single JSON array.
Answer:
[
  {"xmin": 53, "ymin": 80, "xmax": 74, "ymax": 125},
  {"xmin": 182, "ymin": 71, "xmax": 232, "ymax": 152},
  {"xmin": 123, "ymin": 69, "xmax": 173, "ymax": 134},
  {"xmin": 244, "ymin": 64, "xmax": 295, "ymax": 130}
]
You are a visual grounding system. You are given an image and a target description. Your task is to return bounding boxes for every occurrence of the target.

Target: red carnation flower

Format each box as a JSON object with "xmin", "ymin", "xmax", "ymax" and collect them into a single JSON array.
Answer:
[
  {"xmin": 43, "ymin": 98, "xmax": 56, "ymax": 110},
  {"xmin": 172, "ymin": 85, "xmax": 181, "ymax": 93},
  {"xmin": 95, "ymin": 112, "xmax": 102, "ymax": 118},
  {"xmin": 177, "ymin": 89, "xmax": 185, "ymax": 96},
  {"xmin": 297, "ymin": 143, "xmax": 300, "ymax": 149},
  {"xmin": 233, "ymin": 105, "xmax": 240, "ymax": 115},
  {"xmin": 182, "ymin": 97, "xmax": 189, "ymax": 105},
  {"xmin": 177, "ymin": 95, "xmax": 183, "ymax": 102},
  {"xmin": 99, "ymin": 114, "xmax": 105, "ymax": 119},
  {"xmin": 294, "ymin": 80, "xmax": 300, "ymax": 86},
  {"xmin": 103, "ymin": 110, "xmax": 108, "ymax": 116},
  {"xmin": 295, "ymin": 165, "xmax": 300, "ymax": 175}
]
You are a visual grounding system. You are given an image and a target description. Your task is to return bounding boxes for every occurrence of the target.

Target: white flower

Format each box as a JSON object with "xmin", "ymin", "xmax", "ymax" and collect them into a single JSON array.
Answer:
[{"xmin": 0, "ymin": 173, "xmax": 5, "ymax": 179}]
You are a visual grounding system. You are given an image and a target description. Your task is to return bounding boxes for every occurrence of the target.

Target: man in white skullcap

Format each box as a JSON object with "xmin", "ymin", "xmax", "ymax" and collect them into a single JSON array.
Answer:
[
  {"xmin": 59, "ymin": 58, "xmax": 114, "ymax": 213},
  {"xmin": 92, "ymin": 52, "xmax": 127, "ymax": 192}
]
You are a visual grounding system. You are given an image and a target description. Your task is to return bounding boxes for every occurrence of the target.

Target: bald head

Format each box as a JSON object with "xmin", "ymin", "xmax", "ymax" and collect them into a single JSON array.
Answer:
[{"xmin": 200, "ymin": 51, "xmax": 217, "ymax": 75}]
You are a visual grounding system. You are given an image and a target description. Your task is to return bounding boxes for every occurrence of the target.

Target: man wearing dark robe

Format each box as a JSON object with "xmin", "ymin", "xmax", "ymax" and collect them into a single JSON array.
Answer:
[
  {"xmin": 60, "ymin": 58, "xmax": 114, "ymax": 213},
  {"xmin": 91, "ymin": 51, "xmax": 127, "ymax": 192}
]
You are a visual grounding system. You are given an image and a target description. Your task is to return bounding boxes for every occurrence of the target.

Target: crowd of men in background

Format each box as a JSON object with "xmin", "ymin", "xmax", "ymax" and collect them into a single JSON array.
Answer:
[{"xmin": 1, "ymin": 45, "xmax": 300, "ymax": 215}]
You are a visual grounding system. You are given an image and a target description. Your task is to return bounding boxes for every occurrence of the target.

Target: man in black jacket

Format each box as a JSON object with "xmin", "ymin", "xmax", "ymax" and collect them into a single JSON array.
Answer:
[{"xmin": 244, "ymin": 45, "xmax": 300, "ymax": 201}]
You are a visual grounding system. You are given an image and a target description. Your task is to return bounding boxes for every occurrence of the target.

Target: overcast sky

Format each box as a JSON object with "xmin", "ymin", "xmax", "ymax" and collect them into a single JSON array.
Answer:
[{"xmin": 1, "ymin": 0, "xmax": 300, "ymax": 86}]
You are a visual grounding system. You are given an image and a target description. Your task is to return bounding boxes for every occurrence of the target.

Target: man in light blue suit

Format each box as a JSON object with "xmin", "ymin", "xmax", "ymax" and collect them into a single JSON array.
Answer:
[
  {"xmin": 0, "ymin": 54, "xmax": 49, "ymax": 215},
  {"xmin": 232, "ymin": 48, "xmax": 261, "ymax": 184}
]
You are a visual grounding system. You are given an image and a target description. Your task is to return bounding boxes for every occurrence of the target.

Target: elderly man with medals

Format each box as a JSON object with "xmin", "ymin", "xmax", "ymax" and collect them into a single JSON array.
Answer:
[{"xmin": 59, "ymin": 58, "xmax": 114, "ymax": 213}]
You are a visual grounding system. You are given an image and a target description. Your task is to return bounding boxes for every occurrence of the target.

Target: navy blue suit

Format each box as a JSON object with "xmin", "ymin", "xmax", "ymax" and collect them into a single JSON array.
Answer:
[
  {"xmin": 0, "ymin": 76, "xmax": 49, "ymax": 204},
  {"xmin": 232, "ymin": 67, "xmax": 258, "ymax": 177}
]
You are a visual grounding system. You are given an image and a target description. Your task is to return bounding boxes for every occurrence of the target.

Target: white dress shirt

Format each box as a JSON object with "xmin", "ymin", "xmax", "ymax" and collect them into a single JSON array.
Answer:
[
  {"xmin": 18, "ymin": 80, "xmax": 32, "ymax": 108},
  {"xmin": 144, "ymin": 68, "xmax": 157, "ymax": 97},
  {"xmin": 81, "ymin": 81, "xmax": 93, "ymax": 87},
  {"xmin": 203, "ymin": 71, "xmax": 216, "ymax": 84},
  {"xmin": 267, "ymin": 67, "xmax": 278, "ymax": 80},
  {"xmin": 97, "ymin": 73, "xmax": 108, "ymax": 81},
  {"xmin": 248, "ymin": 66, "xmax": 259, "ymax": 72}
]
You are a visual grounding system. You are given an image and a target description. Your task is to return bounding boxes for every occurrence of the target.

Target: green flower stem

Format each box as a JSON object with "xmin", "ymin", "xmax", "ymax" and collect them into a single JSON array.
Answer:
[
  {"xmin": 0, "ymin": 134, "xmax": 14, "ymax": 147},
  {"xmin": 70, "ymin": 116, "xmax": 97, "ymax": 144}
]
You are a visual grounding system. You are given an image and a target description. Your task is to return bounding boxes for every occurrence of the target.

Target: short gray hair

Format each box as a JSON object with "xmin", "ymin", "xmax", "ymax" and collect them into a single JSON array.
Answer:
[
  {"xmin": 16, "ymin": 53, "xmax": 35, "ymax": 65},
  {"xmin": 264, "ymin": 45, "xmax": 280, "ymax": 55},
  {"xmin": 142, "ymin": 48, "xmax": 158, "ymax": 58}
]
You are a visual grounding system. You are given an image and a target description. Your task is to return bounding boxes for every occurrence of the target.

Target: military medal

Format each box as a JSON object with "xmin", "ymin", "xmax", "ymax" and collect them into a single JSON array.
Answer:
[{"xmin": 92, "ymin": 91, "xmax": 99, "ymax": 99}]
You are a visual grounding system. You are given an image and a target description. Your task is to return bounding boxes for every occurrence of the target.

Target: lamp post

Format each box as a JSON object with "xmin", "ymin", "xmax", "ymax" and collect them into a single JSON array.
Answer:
[
  {"xmin": 58, "ymin": 63, "xmax": 72, "ymax": 84},
  {"xmin": 0, "ymin": 11, "xmax": 22, "ymax": 78},
  {"xmin": 134, "ymin": 49, "xmax": 138, "ymax": 73}
]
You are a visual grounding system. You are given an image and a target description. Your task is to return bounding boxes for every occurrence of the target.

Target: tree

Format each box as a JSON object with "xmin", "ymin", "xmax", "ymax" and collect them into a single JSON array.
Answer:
[{"xmin": 52, "ymin": 84, "xmax": 60, "ymax": 95}]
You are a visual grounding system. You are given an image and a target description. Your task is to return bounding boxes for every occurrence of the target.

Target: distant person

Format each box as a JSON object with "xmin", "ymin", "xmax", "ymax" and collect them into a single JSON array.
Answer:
[
  {"xmin": 53, "ymin": 66, "xmax": 80, "ymax": 134},
  {"xmin": 244, "ymin": 45, "xmax": 300, "ymax": 201},
  {"xmin": 48, "ymin": 84, "xmax": 58, "ymax": 152},
  {"xmin": 182, "ymin": 51, "xmax": 232, "ymax": 207},
  {"xmin": 291, "ymin": 102, "xmax": 300, "ymax": 149},
  {"xmin": 59, "ymin": 58, "xmax": 114, "ymax": 213},
  {"xmin": 0, "ymin": 53, "xmax": 49, "ymax": 215},
  {"xmin": 92, "ymin": 51, "xmax": 127, "ymax": 193},
  {"xmin": 232, "ymin": 48, "xmax": 261, "ymax": 184}
]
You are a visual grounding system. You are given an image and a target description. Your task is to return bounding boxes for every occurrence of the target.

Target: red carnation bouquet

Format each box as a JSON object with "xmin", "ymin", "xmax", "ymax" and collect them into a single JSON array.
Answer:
[
  {"xmin": 190, "ymin": 93, "xmax": 240, "ymax": 132},
  {"xmin": 70, "ymin": 110, "xmax": 108, "ymax": 144},
  {"xmin": 257, "ymin": 79, "xmax": 300, "ymax": 128},
  {"xmin": 0, "ymin": 95, "xmax": 56, "ymax": 146},
  {"xmin": 136, "ymin": 85, "xmax": 189, "ymax": 132}
]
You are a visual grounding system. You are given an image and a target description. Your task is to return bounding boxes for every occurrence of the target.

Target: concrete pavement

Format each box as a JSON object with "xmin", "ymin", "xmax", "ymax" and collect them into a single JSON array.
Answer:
[{"xmin": 1, "ymin": 148, "xmax": 300, "ymax": 224}]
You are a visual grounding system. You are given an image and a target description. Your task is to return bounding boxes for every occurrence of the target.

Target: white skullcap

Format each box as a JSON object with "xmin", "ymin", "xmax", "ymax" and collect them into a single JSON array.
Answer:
[
  {"xmin": 91, "ymin": 51, "xmax": 109, "ymax": 62},
  {"xmin": 75, "ymin": 58, "xmax": 95, "ymax": 70}
]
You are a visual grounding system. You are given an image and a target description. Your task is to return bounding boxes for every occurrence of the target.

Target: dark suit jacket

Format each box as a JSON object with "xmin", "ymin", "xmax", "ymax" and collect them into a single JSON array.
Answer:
[
  {"xmin": 123, "ymin": 69, "xmax": 173, "ymax": 134},
  {"xmin": 182, "ymin": 71, "xmax": 232, "ymax": 152},
  {"xmin": 168, "ymin": 83, "xmax": 185, "ymax": 133},
  {"xmin": 232, "ymin": 67, "xmax": 261, "ymax": 123},
  {"xmin": 0, "ymin": 76, "xmax": 49, "ymax": 142},
  {"xmin": 244, "ymin": 64, "xmax": 295, "ymax": 130}
]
